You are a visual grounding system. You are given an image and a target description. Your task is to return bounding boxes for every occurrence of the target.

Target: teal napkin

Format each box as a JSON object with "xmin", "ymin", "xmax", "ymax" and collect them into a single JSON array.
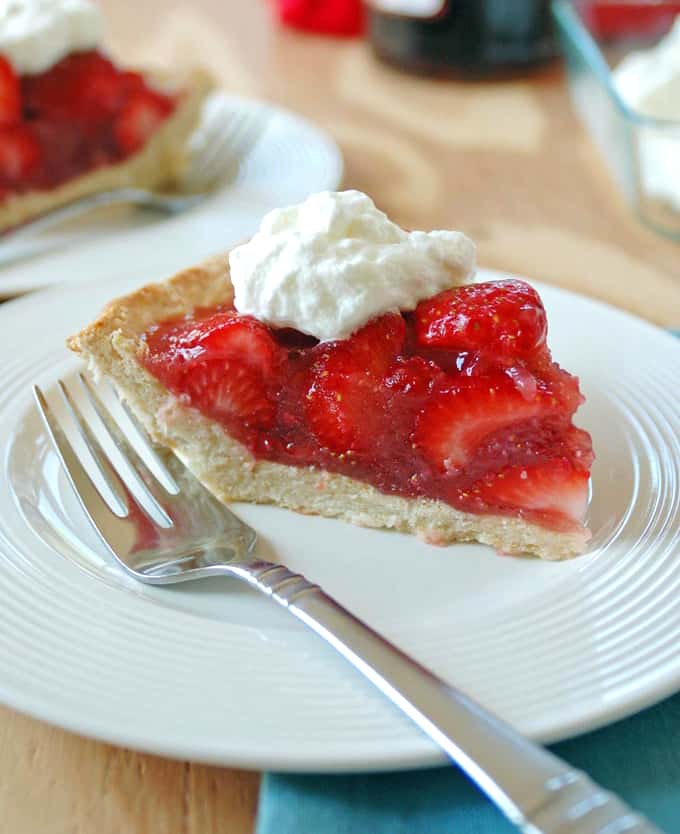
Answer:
[
  {"xmin": 256, "ymin": 330, "xmax": 680, "ymax": 834},
  {"xmin": 256, "ymin": 692, "xmax": 680, "ymax": 833}
]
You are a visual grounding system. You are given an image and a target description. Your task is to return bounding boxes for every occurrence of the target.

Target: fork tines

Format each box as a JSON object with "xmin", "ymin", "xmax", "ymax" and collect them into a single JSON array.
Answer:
[{"xmin": 34, "ymin": 375, "xmax": 176, "ymax": 526}]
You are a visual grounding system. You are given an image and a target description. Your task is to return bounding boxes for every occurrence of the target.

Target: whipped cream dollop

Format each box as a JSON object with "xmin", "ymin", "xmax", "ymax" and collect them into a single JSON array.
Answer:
[
  {"xmin": 229, "ymin": 190, "xmax": 476, "ymax": 342},
  {"xmin": 0, "ymin": 0, "xmax": 103, "ymax": 75},
  {"xmin": 613, "ymin": 17, "xmax": 680, "ymax": 212}
]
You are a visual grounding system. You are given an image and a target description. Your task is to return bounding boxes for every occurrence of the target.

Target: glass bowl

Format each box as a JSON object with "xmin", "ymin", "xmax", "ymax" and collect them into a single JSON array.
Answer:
[{"xmin": 552, "ymin": 0, "xmax": 680, "ymax": 241}]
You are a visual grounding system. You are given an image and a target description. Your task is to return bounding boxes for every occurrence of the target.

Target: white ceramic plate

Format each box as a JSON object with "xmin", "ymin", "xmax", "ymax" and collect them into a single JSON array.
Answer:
[
  {"xmin": 1, "ymin": 268, "xmax": 679, "ymax": 772},
  {"xmin": 0, "ymin": 94, "xmax": 343, "ymax": 296}
]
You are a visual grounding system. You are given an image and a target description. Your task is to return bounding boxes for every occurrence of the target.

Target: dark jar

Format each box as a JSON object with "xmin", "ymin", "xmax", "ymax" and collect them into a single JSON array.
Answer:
[{"xmin": 366, "ymin": 0, "xmax": 557, "ymax": 77}]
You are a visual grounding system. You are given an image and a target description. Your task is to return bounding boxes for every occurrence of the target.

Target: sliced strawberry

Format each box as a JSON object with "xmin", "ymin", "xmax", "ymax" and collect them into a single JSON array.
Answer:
[
  {"xmin": 23, "ymin": 51, "xmax": 120, "ymax": 123},
  {"xmin": 384, "ymin": 355, "xmax": 446, "ymax": 399},
  {"xmin": 305, "ymin": 369, "xmax": 369, "ymax": 454},
  {"xmin": 27, "ymin": 119, "xmax": 85, "ymax": 184},
  {"xmin": 471, "ymin": 458, "xmax": 590, "ymax": 526},
  {"xmin": 0, "ymin": 125, "xmax": 41, "ymax": 185},
  {"xmin": 72, "ymin": 52, "xmax": 124, "ymax": 117},
  {"xmin": 199, "ymin": 315, "xmax": 278, "ymax": 374},
  {"xmin": 303, "ymin": 313, "xmax": 405, "ymax": 454},
  {"xmin": 114, "ymin": 89, "xmax": 174, "ymax": 154},
  {"xmin": 347, "ymin": 312, "xmax": 406, "ymax": 375},
  {"xmin": 78, "ymin": 70, "xmax": 126, "ymax": 123},
  {"xmin": 415, "ymin": 280, "xmax": 547, "ymax": 359},
  {"xmin": 28, "ymin": 52, "xmax": 152, "ymax": 125},
  {"xmin": 0, "ymin": 57, "xmax": 20, "ymax": 125},
  {"xmin": 154, "ymin": 310, "xmax": 279, "ymax": 375},
  {"xmin": 182, "ymin": 359, "xmax": 274, "ymax": 429},
  {"xmin": 414, "ymin": 370, "xmax": 557, "ymax": 472}
]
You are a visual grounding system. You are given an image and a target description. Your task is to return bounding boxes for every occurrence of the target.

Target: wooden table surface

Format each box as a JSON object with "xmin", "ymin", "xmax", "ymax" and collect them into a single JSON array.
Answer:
[{"xmin": 2, "ymin": 3, "xmax": 679, "ymax": 833}]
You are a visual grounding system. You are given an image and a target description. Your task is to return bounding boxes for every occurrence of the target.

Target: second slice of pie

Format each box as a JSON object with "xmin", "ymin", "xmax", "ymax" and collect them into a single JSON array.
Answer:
[{"xmin": 0, "ymin": 0, "xmax": 213, "ymax": 230}]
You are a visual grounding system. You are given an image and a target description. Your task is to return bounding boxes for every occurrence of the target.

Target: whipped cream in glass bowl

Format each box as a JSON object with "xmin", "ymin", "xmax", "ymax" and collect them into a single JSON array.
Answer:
[
  {"xmin": 229, "ymin": 190, "xmax": 476, "ymax": 343},
  {"xmin": 554, "ymin": 1, "xmax": 680, "ymax": 240},
  {"xmin": 0, "ymin": 0, "xmax": 103, "ymax": 75}
]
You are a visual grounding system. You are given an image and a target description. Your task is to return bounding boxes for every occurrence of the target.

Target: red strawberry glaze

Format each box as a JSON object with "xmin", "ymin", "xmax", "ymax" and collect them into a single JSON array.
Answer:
[
  {"xmin": 0, "ymin": 51, "xmax": 176, "ymax": 199},
  {"xmin": 141, "ymin": 281, "xmax": 594, "ymax": 534}
]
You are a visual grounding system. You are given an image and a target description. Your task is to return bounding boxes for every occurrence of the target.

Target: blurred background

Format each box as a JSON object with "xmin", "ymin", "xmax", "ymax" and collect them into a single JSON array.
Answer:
[{"xmin": 93, "ymin": 0, "xmax": 679, "ymax": 322}]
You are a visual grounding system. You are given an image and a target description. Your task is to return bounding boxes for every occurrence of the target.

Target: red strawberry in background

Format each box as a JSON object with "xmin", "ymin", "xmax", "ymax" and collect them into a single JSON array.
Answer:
[
  {"xmin": 195, "ymin": 314, "xmax": 279, "ymax": 375},
  {"xmin": 0, "ymin": 125, "xmax": 41, "ymax": 185},
  {"xmin": 114, "ymin": 89, "xmax": 174, "ymax": 154},
  {"xmin": 0, "ymin": 57, "xmax": 20, "ymax": 125},
  {"xmin": 305, "ymin": 357, "xmax": 373, "ymax": 454},
  {"xmin": 148, "ymin": 310, "xmax": 279, "ymax": 376},
  {"xmin": 271, "ymin": 0, "xmax": 364, "ymax": 36},
  {"xmin": 22, "ymin": 51, "xmax": 157, "ymax": 138},
  {"xmin": 22, "ymin": 52, "xmax": 120, "ymax": 124},
  {"xmin": 305, "ymin": 312, "xmax": 405, "ymax": 454},
  {"xmin": 66, "ymin": 52, "xmax": 128, "ymax": 124},
  {"xmin": 346, "ymin": 311, "xmax": 406, "ymax": 376}
]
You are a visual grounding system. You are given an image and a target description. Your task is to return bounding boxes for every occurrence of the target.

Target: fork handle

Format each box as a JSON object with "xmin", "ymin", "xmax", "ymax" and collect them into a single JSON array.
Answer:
[
  {"xmin": 233, "ymin": 561, "xmax": 663, "ymax": 834},
  {"xmin": 0, "ymin": 188, "xmax": 200, "ymax": 247}
]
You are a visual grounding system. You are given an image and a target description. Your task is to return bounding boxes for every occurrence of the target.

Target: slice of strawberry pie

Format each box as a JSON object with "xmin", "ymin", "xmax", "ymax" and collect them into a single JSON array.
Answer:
[
  {"xmin": 68, "ymin": 192, "xmax": 594, "ymax": 559},
  {"xmin": 0, "ymin": 0, "xmax": 212, "ymax": 231}
]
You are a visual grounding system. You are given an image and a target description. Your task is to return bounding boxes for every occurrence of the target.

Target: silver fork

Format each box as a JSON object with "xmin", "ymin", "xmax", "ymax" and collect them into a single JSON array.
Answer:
[
  {"xmin": 0, "ymin": 97, "xmax": 267, "ymax": 255},
  {"xmin": 34, "ymin": 374, "xmax": 663, "ymax": 834}
]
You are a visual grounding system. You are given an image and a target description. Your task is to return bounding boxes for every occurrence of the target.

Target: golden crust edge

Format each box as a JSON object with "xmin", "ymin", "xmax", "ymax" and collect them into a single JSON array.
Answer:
[
  {"xmin": 67, "ymin": 255, "xmax": 590, "ymax": 561},
  {"xmin": 67, "ymin": 251, "xmax": 233, "ymax": 356},
  {"xmin": 0, "ymin": 66, "xmax": 215, "ymax": 232}
]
